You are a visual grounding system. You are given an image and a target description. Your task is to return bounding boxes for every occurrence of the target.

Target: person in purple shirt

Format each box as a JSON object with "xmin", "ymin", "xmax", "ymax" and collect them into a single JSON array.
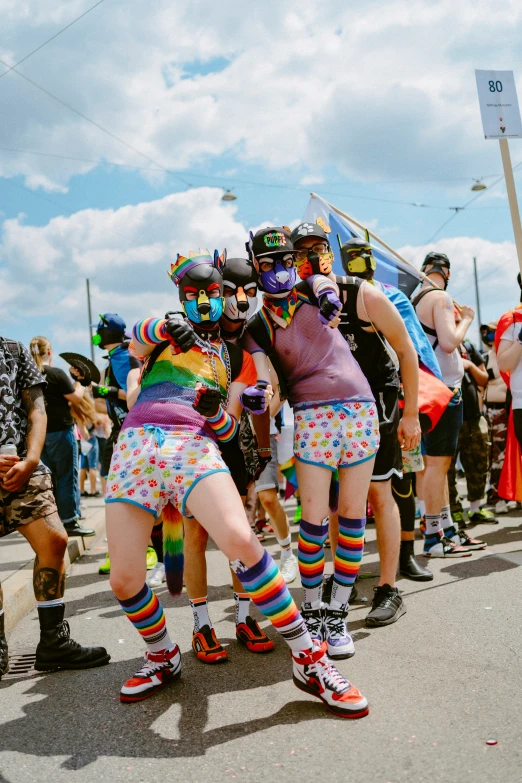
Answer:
[{"xmin": 244, "ymin": 227, "xmax": 380, "ymax": 661}]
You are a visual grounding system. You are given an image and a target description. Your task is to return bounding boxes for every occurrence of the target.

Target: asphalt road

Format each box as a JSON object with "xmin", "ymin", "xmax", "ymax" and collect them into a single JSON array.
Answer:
[{"xmin": 1, "ymin": 503, "xmax": 522, "ymax": 783}]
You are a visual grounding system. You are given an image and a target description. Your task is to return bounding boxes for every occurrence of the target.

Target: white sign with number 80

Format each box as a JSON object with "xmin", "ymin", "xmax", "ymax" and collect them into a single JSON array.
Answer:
[{"xmin": 475, "ymin": 70, "xmax": 522, "ymax": 139}]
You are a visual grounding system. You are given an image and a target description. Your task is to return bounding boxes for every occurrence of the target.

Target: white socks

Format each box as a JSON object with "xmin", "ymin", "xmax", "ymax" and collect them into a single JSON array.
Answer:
[
  {"xmin": 277, "ymin": 534, "xmax": 293, "ymax": 560},
  {"xmin": 189, "ymin": 597, "xmax": 211, "ymax": 632},
  {"xmin": 469, "ymin": 499, "xmax": 481, "ymax": 513},
  {"xmin": 234, "ymin": 592, "xmax": 250, "ymax": 625},
  {"xmin": 37, "ymin": 599, "xmax": 64, "ymax": 608}
]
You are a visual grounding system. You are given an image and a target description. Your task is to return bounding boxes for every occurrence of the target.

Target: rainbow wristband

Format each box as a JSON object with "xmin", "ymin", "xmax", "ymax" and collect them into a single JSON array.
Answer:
[
  {"xmin": 206, "ymin": 408, "xmax": 239, "ymax": 442},
  {"xmin": 133, "ymin": 318, "xmax": 168, "ymax": 345}
]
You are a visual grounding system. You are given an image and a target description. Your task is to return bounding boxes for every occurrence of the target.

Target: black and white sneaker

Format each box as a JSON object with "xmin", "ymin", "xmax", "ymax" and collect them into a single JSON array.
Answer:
[
  {"xmin": 300, "ymin": 605, "xmax": 324, "ymax": 643},
  {"xmin": 424, "ymin": 533, "xmax": 473, "ymax": 558},
  {"xmin": 323, "ymin": 607, "xmax": 355, "ymax": 659},
  {"xmin": 365, "ymin": 584, "xmax": 406, "ymax": 627}
]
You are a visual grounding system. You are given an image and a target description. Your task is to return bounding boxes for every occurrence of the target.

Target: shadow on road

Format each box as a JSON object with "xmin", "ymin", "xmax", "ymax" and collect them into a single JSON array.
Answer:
[{"xmin": 0, "ymin": 639, "xmax": 335, "ymax": 769}]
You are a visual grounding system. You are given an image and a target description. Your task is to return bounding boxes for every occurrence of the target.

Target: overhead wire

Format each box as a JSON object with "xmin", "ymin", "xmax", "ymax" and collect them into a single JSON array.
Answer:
[{"xmin": 0, "ymin": 0, "xmax": 106, "ymax": 81}]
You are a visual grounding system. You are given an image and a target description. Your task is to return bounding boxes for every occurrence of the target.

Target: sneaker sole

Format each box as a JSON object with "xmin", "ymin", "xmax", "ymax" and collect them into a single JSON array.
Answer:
[
  {"xmin": 35, "ymin": 654, "xmax": 111, "ymax": 671},
  {"xmin": 120, "ymin": 671, "xmax": 181, "ymax": 703},
  {"xmin": 236, "ymin": 634, "xmax": 275, "ymax": 654},
  {"xmin": 365, "ymin": 603, "xmax": 407, "ymax": 628},
  {"xmin": 194, "ymin": 650, "xmax": 229, "ymax": 664},
  {"xmin": 328, "ymin": 647, "xmax": 355, "ymax": 660},
  {"xmin": 292, "ymin": 677, "xmax": 369, "ymax": 719},
  {"xmin": 423, "ymin": 550, "xmax": 473, "ymax": 558}
]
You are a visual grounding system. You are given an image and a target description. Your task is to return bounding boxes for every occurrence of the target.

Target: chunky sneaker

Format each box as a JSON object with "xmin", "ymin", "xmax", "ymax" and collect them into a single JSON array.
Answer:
[
  {"xmin": 424, "ymin": 533, "xmax": 472, "ymax": 558},
  {"xmin": 147, "ymin": 562, "xmax": 166, "ymax": 589},
  {"xmin": 468, "ymin": 508, "xmax": 498, "ymax": 525},
  {"xmin": 300, "ymin": 605, "xmax": 324, "ymax": 643},
  {"xmin": 236, "ymin": 616, "xmax": 275, "ymax": 653},
  {"xmin": 280, "ymin": 552, "xmax": 298, "ymax": 584},
  {"xmin": 449, "ymin": 528, "xmax": 487, "ymax": 551},
  {"xmin": 192, "ymin": 624, "xmax": 228, "ymax": 663},
  {"xmin": 365, "ymin": 584, "xmax": 406, "ymax": 627},
  {"xmin": 323, "ymin": 607, "xmax": 355, "ymax": 659},
  {"xmin": 292, "ymin": 641, "xmax": 369, "ymax": 719},
  {"xmin": 120, "ymin": 645, "xmax": 181, "ymax": 703},
  {"xmin": 98, "ymin": 554, "xmax": 111, "ymax": 575},
  {"xmin": 146, "ymin": 546, "xmax": 158, "ymax": 570},
  {"xmin": 451, "ymin": 510, "xmax": 467, "ymax": 528}
]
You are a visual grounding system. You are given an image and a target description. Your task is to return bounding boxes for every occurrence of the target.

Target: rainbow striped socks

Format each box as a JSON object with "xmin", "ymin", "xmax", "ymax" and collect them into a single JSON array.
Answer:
[
  {"xmin": 298, "ymin": 518, "xmax": 329, "ymax": 607},
  {"xmin": 331, "ymin": 516, "xmax": 366, "ymax": 608},
  {"xmin": 231, "ymin": 551, "xmax": 311, "ymax": 653},
  {"xmin": 118, "ymin": 584, "xmax": 172, "ymax": 652}
]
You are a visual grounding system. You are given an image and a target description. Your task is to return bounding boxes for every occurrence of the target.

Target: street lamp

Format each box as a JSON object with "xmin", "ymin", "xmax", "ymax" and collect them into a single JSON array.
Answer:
[
  {"xmin": 221, "ymin": 189, "xmax": 237, "ymax": 201},
  {"xmin": 471, "ymin": 179, "xmax": 487, "ymax": 192}
]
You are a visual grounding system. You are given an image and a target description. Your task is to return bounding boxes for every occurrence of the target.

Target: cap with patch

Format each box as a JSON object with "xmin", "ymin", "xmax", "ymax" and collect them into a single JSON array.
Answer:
[
  {"xmin": 250, "ymin": 227, "xmax": 293, "ymax": 258},
  {"xmin": 290, "ymin": 222, "xmax": 329, "ymax": 245}
]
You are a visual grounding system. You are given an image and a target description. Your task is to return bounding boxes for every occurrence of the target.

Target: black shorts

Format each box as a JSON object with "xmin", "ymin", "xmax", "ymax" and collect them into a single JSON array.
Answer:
[
  {"xmin": 422, "ymin": 394, "xmax": 463, "ymax": 457},
  {"xmin": 219, "ymin": 435, "xmax": 249, "ymax": 497},
  {"xmin": 372, "ymin": 388, "xmax": 403, "ymax": 482},
  {"xmin": 101, "ymin": 429, "xmax": 119, "ymax": 478}
]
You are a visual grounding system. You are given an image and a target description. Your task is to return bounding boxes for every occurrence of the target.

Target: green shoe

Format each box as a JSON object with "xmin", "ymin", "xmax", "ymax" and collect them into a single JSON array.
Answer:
[
  {"xmin": 98, "ymin": 554, "xmax": 111, "ymax": 575},
  {"xmin": 293, "ymin": 503, "xmax": 302, "ymax": 524},
  {"xmin": 146, "ymin": 546, "xmax": 158, "ymax": 570},
  {"xmin": 451, "ymin": 510, "xmax": 466, "ymax": 529},
  {"xmin": 468, "ymin": 508, "xmax": 498, "ymax": 525}
]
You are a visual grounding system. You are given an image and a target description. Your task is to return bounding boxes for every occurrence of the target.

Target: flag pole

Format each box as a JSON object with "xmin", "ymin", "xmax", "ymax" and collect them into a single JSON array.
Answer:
[
  {"xmin": 311, "ymin": 193, "xmax": 464, "ymax": 309},
  {"xmin": 311, "ymin": 192, "xmax": 433, "ymax": 285}
]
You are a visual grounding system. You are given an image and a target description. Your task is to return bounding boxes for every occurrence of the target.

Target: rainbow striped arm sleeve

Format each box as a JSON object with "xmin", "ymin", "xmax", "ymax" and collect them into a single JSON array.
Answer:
[
  {"xmin": 206, "ymin": 408, "xmax": 239, "ymax": 442},
  {"xmin": 133, "ymin": 318, "xmax": 168, "ymax": 345},
  {"xmin": 310, "ymin": 274, "xmax": 340, "ymax": 300}
]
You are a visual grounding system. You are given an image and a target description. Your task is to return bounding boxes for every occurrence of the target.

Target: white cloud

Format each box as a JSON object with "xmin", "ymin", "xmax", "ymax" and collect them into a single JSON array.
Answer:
[
  {"xmin": 1, "ymin": 0, "xmax": 522, "ymax": 193},
  {"xmin": 399, "ymin": 236, "xmax": 519, "ymax": 329},
  {"xmin": 0, "ymin": 187, "xmax": 251, "ymax": 353}
]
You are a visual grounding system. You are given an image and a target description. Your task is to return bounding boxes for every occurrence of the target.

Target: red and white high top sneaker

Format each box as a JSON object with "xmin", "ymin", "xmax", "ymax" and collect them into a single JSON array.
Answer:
[
  {"xmin": 120, "ymin": 644, "xmax": 181, "ymax": 703},
  {"xmin": 292, "ymin": 641, "xmax": 369, "ymax": 718}
]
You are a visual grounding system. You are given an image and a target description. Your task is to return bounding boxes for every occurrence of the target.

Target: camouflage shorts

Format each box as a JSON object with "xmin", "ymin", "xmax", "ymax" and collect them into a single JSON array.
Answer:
[{"xmin": 0, "ymin": 472, "xmax": 57, "ymax": 537}]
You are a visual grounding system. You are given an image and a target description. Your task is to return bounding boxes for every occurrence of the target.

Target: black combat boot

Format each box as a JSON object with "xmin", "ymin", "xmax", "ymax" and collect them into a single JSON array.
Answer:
[
  {"xmin": 399, "ymin": 540, "xmax": 433, "ymax": 581},
  {"xmin": 0, "ymin": 612, "xmax": 9, "ymax": 679},
  {"xmin": 35, "ymin": 604, "xmax": 110, "ymax": 671}
]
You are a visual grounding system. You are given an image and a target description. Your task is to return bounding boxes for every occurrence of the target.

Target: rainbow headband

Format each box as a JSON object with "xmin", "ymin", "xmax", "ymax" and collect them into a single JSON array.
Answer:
[{"xmin": 169, "ymin": 249, "xmax": 226, "ymax": 286}]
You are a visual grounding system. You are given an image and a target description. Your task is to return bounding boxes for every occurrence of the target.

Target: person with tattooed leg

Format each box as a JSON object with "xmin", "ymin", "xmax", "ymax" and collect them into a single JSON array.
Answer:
[{"xmin": 0, "ymin": 336, "xmax": 109, "ymax": 677}]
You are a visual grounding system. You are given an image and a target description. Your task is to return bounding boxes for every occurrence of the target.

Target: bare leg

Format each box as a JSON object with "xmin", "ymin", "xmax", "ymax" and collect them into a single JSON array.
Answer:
[
  {"xmin": 89, "ymin": 470, "xmax": 97, "ymax": 495},
  {"xmin": 294, "ymin": 461, "xmax": 333, "ymax": 524},
  {"xmin": 20, "ymin": 513, "xmax": 68, "ymax": 600},
  {"xmin": 329, "ymin": 512, "xmax": 339, "ymax": 554},
  {"xmin": 368, "ymin": 481, "xmax": 400, "ymax": 588},
  {"xmin": 183, "ymin": 517, "xmax": 209, "ymax": 599},
  {"xmin": 338, "ymin": 458, "xmax": 375, "ymax": 517},
  {"xmin": 258, "ymin": 488, "xmax": 290, "ymax": 541},
  {"xmin": 79, "ymin": 468, "xmax": 87, "ymax": 494},
  {"xmin": 106, "ymin": 504, "xmax": 155, "ymax": 600},
  {"xmin": 423, "ymin": 456, "xmax": 452, "ymax": 516}
]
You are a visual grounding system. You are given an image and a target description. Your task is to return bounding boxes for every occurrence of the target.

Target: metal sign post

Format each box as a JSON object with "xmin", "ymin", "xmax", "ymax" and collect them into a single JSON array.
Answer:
[{"xmin": 475, "ymin": 70, "xmax": 522, "ymax": 276}]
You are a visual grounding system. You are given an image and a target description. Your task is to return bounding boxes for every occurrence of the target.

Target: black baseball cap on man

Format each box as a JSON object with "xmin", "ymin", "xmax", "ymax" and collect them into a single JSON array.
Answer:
[{"xmin": 249, "ymin": 227, "xmax": 293, "ymax": 258}]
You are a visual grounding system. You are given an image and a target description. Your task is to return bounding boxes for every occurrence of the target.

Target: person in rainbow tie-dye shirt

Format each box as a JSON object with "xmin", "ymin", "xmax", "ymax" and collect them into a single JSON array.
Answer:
[{"xmin": 105, "ymin": 248, "xmax": 369, "ymax": 719}]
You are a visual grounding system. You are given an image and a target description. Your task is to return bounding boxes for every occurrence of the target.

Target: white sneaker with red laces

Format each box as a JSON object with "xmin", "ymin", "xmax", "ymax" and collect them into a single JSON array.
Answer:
[
  {"xmin": 292, "ymin": 641, "xmax": 369, "ymax": 718},
  {"xmin": 120, "ymin": 644, "xmax": 181, "ymax": 703}
]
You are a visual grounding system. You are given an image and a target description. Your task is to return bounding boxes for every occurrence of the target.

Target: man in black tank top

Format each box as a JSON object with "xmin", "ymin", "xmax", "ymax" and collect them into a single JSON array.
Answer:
[{"xmin": 292, "ymin": 224, "xmax": 425, "ymax": 626}]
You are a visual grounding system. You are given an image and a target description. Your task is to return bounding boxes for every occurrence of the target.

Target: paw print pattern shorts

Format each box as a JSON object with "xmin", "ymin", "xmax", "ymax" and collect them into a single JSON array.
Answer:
[
  {"xmin": 293, "ymin": 401, "xmax": 380, "ymax": 470},
  {"xmin": 105, "ymin": 426, "xmax": 230, "ymax": 518}
]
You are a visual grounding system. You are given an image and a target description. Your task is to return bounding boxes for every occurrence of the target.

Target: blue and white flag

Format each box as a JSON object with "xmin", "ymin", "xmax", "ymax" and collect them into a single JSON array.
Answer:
[
  {"xmin": 303, "ymin": 193, "xmax": 422, "ymax": 297},
  {"xmin": 303, "ymin": 194, "xmax": 442, "ymax": 380}
]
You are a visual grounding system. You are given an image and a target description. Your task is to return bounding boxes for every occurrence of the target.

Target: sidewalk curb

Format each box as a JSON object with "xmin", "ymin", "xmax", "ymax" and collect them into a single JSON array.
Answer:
[{"xmin": 3, "ymin": 508, "xmax": 106, "ymax": 635}]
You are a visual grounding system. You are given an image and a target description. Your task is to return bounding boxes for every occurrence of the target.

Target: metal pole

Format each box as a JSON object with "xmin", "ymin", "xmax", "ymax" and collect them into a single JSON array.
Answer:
[
  {"xmin": 86, "ymin": 278, "xmax": 95, "ymax": 362},
  {"xmin": 499, "ymin": 138, "xmax": 522, "ymax": 276},
  {"xmin": 473, "ymin": 257, "xmax": 482, "ymax": 344}
]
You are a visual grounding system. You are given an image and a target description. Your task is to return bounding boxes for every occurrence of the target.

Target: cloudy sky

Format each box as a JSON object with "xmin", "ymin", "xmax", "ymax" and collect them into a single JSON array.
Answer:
[{"xmin": 2, "ymin": 0, "xmax": 522, "ymax": 360}]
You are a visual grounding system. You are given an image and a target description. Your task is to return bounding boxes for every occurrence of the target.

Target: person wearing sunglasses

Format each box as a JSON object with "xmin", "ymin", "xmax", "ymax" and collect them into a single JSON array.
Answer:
[{"xmin": 245, "ymin": 226, "xmax": 379, "ymax": 685}]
